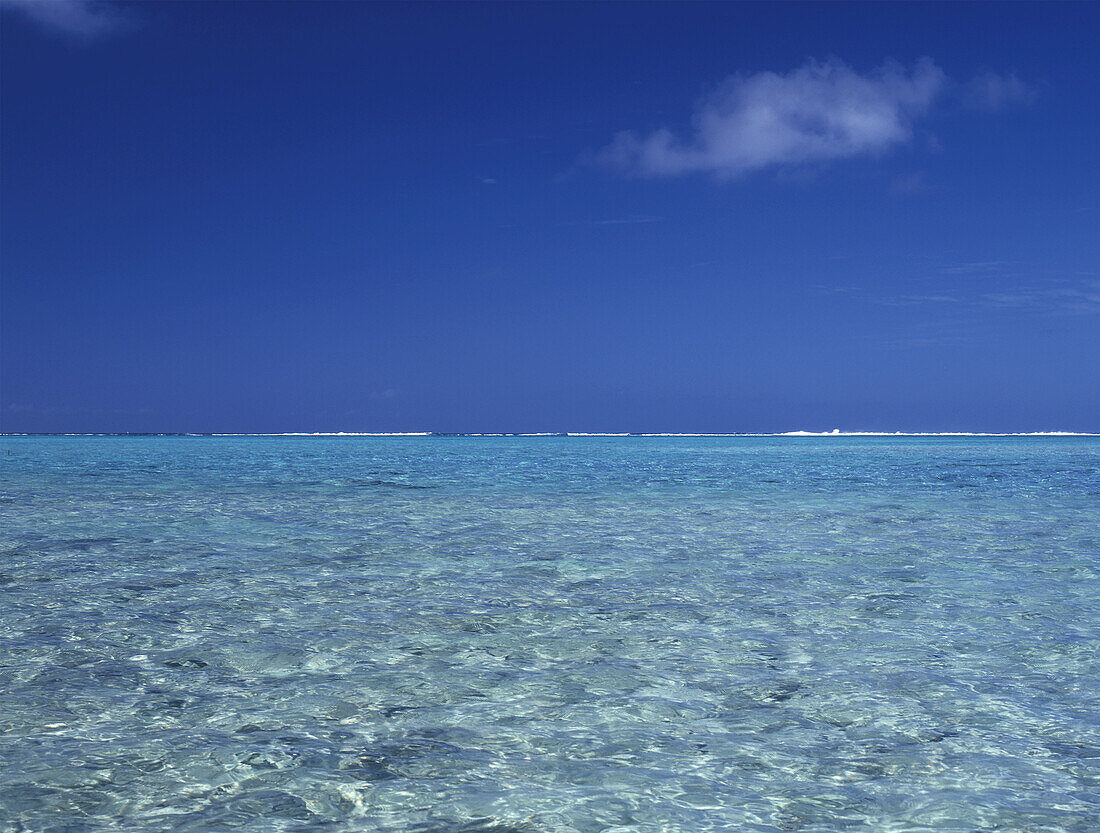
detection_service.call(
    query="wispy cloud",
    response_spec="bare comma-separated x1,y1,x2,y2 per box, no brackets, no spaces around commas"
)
588,216,663,226
599,58,947,179
981,281,1100,314
554,216,664,228
882,281,1100,315
811,284,859,295
963,70,1037,110
597,58,1034,181
891,172,934,195
821,272,1099,316
884,294,962,306
940,260,1013,275
0,0,126,38
885,334,969,350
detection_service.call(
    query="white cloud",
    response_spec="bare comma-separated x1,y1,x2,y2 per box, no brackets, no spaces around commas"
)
600,58,948,179
0,0,125,38
963,70,1036,110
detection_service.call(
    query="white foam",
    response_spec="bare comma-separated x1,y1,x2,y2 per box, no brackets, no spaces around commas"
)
213,432,433,437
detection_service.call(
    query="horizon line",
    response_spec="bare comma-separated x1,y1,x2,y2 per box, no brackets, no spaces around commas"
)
2,431,1098,438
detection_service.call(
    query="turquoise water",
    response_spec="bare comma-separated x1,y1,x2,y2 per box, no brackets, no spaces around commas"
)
2,436,1098,833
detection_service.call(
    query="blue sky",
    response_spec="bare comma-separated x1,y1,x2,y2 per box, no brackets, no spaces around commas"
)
2,1,1097,433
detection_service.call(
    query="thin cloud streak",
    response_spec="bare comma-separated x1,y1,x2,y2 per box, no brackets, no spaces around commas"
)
940,261,1013,275
982,282,1100,314
588,216,663,226
0,0,126,38
857,279,1100,315
890,295,962,305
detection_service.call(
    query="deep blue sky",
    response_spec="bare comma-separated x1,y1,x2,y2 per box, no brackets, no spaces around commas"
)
2,1,1097,433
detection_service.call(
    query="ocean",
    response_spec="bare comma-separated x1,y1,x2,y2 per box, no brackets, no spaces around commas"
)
2,435,1098,832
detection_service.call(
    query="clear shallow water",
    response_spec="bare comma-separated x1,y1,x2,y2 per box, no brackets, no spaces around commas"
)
1,436,1098,833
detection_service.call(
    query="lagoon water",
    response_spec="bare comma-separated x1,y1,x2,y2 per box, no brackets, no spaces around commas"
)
2,436,1099,832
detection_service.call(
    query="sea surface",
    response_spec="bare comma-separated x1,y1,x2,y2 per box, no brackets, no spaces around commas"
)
1,436,1099,833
